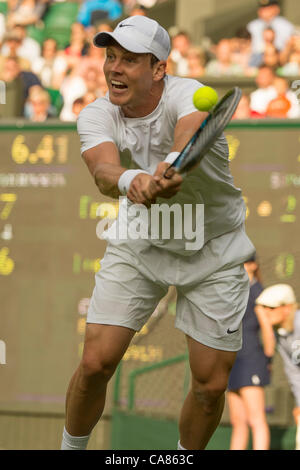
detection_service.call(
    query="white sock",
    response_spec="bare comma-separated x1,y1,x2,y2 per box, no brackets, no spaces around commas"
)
61,426,91,450
177,440,187,450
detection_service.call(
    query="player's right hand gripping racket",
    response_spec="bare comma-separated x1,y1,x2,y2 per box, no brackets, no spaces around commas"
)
164,87,242,179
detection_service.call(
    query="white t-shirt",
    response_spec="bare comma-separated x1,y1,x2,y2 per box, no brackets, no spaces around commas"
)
77,75,246,255
250,86,277,114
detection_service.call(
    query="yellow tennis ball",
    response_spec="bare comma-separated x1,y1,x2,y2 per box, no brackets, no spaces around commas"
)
193,86,218,111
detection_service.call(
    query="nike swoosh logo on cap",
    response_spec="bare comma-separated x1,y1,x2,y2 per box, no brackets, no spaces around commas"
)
119,24,134,28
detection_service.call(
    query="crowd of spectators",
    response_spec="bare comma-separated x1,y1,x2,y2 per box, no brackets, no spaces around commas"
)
0,0,299,121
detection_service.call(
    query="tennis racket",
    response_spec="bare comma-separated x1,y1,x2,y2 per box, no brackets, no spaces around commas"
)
164,87,242,179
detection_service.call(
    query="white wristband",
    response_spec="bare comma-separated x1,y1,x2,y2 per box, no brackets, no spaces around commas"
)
164,151,180,165
118,169,149,195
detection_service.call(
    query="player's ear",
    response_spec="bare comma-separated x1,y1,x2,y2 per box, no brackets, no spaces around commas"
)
153,61,167,81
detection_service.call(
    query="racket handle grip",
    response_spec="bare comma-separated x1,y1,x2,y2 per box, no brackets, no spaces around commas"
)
164,165,177,179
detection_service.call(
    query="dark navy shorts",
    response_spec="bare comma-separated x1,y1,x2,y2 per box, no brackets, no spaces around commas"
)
228,355,270,390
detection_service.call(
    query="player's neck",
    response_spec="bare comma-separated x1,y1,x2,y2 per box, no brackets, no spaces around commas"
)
122,80,165,118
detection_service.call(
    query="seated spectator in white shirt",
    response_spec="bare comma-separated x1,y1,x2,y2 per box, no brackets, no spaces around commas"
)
250,65,276,115
170,31,192,77
251,65,300,117
247,0,294,55
1,24,41,67
0,31,32,71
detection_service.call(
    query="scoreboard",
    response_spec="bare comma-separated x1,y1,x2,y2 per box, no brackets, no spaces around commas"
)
0,123,110,413
0,120,299,416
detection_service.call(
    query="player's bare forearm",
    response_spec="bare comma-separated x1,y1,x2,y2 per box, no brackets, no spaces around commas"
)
94,163,125,199
171,111,208,153
82,142,126,199
254,306,276,358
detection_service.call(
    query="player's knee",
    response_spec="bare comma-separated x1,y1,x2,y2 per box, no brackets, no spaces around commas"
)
80,354,117,383
192,380,227,415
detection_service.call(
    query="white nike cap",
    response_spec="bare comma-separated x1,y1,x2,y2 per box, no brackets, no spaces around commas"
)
256,284,297,308
93,16,171,61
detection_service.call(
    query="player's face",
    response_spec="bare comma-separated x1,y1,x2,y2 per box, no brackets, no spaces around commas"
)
104,44,164,117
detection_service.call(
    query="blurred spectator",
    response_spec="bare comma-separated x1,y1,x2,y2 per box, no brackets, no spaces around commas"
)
77,0,123,27
1,55,41,95
6,0,49,29
64,22,88,58
227,256,273,450
0,31,31,71
250,65,276,115
84,67,104,96
205,39,244,76
129,4,147,16
59,70,88,121
249,26,276,67
262,43,280,71
25,85,53,121
122,0,158,14
170,31,191,77
83,91,99,105
70,91,99,121
0,56,24,117
230,27,253,75
185,46,205,78
255,284,300,450
73,42,106,79
59,64,106,121
251,67,300,117
0,12,6,43
73,22,112,79
166,55,176,75
95,21,114,33
31,38,68,89
1,25,41,67
85,24,97,45
279,51,300,77
266,76,300,118
232,94,264,119
247,0,294,55
72,97,85,119
279,33,300,76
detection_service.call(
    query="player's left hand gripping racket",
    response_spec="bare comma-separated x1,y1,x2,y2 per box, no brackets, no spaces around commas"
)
164,87,242,179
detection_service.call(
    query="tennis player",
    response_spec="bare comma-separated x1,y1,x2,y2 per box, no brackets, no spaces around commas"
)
61,16,255,450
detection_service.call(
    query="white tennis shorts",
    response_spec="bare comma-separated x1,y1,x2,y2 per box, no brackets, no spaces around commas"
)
87,224,255,351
